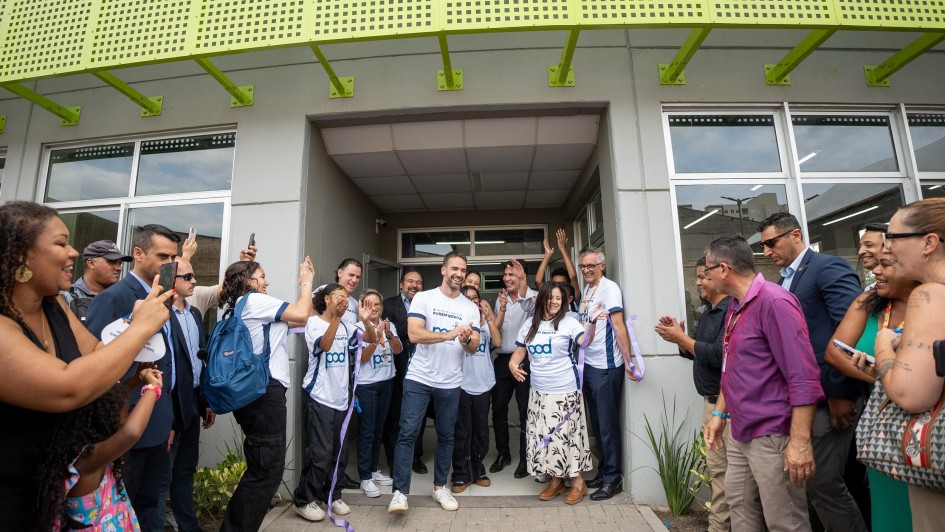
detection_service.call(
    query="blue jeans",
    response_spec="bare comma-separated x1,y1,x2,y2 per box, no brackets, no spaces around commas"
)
392,380,460,493
356,379,393,480
583,365,624,484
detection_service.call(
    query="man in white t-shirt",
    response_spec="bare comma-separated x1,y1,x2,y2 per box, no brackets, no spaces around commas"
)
387,252,480,515
577,246,637,501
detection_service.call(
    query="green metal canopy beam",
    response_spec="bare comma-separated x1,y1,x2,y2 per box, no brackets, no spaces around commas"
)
0,115,5,134
92,71,163,116
659,28,711,85
310,45,354,99
548,29,580,87
764,29,836,86
864,32,945,87
194,58,254,107
437,34,463,91
1,83,81,126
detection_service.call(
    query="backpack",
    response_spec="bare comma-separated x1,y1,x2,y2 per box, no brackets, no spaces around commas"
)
63,286,93,322
201,292,272,414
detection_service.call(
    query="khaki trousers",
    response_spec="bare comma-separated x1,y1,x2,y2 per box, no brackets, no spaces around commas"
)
702,398,731,532
726,434,811,532
909,484,945,532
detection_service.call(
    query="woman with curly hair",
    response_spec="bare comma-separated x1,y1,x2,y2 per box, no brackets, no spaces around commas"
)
217,257,315,532
0,201,172,529
35,370,163,531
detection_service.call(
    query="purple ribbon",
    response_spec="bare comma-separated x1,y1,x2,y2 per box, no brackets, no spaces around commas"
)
613,314,646,381
326,330,362,532
289,326,305,334
539,326,593,449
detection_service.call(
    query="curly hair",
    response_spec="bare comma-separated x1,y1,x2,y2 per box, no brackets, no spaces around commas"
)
33,383,128,530
219,260,261,308
314,283,345,314
0,201,60,322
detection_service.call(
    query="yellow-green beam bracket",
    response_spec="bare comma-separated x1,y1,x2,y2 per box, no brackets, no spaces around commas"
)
437,35,463,91
310,45,354,99
764,29,836,86
0,115,5,134
549,29,580,87
92,71,163,117
1,83,80,126
195,58,254,107
659,28,712,86
865,32,945,87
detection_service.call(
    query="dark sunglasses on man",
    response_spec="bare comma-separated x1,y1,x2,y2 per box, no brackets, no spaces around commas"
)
760,229,795,249
175,273,196,281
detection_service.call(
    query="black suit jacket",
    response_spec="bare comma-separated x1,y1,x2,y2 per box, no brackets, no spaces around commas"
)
86,273,174,449
167,304,207,431
382,293,413,379
778,249,864,401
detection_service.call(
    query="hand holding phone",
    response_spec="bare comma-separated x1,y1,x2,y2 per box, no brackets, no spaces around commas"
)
248,232,256,248
832,338,875,364
158,262,178,310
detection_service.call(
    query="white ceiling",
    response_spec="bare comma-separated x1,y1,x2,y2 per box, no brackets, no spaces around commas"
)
320,115,600,213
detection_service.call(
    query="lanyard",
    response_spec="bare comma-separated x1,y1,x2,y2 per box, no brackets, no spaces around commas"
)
581,282,600,320
881,302,904,330
721,301,751,374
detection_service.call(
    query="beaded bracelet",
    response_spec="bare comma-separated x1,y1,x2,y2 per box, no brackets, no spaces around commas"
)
142,383,162,400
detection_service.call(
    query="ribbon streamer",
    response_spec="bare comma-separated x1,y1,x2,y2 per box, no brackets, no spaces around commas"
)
616,314,646,381
326,330,362,532
539,324,593,449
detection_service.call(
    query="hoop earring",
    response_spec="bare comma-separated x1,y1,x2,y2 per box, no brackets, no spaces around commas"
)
15,265,33,283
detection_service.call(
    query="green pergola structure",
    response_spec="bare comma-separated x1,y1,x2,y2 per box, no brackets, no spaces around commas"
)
0,0,943,129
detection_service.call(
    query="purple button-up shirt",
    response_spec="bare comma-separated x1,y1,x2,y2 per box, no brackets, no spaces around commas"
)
722,273,825,442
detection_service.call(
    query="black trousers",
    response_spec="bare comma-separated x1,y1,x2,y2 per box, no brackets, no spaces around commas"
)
125,443,171,532
294,396,350,505
491,353,530,462
383,371,428,467
220,381,287,532
452,389,491,483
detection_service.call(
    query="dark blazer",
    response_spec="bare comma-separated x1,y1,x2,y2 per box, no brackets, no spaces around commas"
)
779,249,863,401
86,273,174,449
167,304,207,431
382,293,413,378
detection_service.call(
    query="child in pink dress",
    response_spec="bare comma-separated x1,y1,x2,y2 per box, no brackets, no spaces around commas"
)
35,367,163,531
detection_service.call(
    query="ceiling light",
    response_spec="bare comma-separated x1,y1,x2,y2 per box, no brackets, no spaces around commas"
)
435,240,506,245
683,209,719,230
797,152,818,165
750,184,764,191
822,205,879,226
929,185,943,190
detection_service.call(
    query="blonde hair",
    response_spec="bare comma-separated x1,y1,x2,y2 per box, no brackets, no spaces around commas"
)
359,288,383,305
900,198,945,238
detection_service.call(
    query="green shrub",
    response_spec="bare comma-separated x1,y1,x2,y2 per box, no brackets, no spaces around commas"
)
193,450,247,520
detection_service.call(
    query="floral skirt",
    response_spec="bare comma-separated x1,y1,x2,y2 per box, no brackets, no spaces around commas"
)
525,388,592,478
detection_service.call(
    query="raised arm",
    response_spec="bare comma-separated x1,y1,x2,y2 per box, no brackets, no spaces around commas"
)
480,300,502,348
534,239,554,291
278,256,315,323
555,228,581,298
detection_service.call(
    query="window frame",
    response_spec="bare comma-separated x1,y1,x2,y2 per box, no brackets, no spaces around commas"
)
397,224,548,265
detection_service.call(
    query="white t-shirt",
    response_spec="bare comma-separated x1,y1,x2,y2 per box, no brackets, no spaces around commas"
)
354,321,399,385
238,292,291,387
494,288,538,354
516,316,586,394
578,276,625,369
462,321,496,395
406,288,481,389
302,316,356,411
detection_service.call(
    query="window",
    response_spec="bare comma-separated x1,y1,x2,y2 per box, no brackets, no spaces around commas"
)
0,155,5,194
793,115,898,173
60,210,120,281
46,143,135,202
399,226,546,263
909,114,945,173
669,115,781,173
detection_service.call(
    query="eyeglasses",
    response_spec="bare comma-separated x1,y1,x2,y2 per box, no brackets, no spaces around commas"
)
881,231,944,250
175,273,196,281
703,263,723,275
578,263,603,271
760,229,795,249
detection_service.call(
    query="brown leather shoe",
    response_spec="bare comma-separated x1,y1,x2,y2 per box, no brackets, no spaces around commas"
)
538,477,565,501
475,476,491,487
565,477,586,505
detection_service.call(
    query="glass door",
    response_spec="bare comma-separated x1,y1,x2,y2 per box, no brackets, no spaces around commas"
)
361,254,402,299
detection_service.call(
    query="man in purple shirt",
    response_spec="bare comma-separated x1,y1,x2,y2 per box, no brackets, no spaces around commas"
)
703,235,825,532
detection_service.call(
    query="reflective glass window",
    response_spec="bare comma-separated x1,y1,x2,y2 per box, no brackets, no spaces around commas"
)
474,228,544,257
669,115,781,173
922,183,945,199
909,114,945,172
45,144,134,202
0,156,5,193
401,231,471,259
60,210,121,281
136,133,236,196
793,115,898,172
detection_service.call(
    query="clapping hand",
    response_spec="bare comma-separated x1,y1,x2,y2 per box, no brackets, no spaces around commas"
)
555,228,568,252
543,239,554,257
479,300,496,321
298,256,315,287
498,289,509,310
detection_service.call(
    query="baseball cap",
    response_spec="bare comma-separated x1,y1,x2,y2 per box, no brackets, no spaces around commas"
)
83,240,132,262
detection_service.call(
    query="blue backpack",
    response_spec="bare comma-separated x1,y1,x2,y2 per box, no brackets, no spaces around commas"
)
201,292,272,414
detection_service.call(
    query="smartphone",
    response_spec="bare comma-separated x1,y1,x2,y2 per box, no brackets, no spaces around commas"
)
158,262,178,309
933,340,945,377
832,338,875,364
248,232,255,248
188,227,196,241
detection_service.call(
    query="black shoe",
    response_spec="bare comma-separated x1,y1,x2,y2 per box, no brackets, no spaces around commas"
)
590,482,622,501
513,461,528,479
586,475,603,489
411,458,428,474
343,473,359,489
489,454,511,473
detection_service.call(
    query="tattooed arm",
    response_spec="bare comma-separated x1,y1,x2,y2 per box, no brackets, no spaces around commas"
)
874,284,945,413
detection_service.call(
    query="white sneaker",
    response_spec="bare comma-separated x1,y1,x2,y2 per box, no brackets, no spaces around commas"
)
331,499,351,516
387,490,408,514
293,501,326,522
432,487,459,511
372,469,394,486
360,479,381,498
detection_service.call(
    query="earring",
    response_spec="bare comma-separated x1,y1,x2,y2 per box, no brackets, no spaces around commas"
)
14,265,33,283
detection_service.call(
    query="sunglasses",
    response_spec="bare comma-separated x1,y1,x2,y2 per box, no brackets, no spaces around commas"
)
760,229,796,249
175,273,196,281
881,231,944,250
